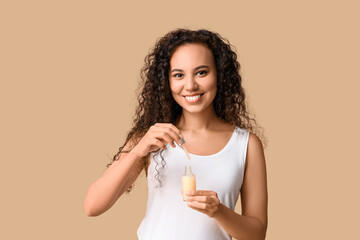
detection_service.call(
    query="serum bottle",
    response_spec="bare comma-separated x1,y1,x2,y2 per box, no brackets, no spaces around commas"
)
182,166,196,201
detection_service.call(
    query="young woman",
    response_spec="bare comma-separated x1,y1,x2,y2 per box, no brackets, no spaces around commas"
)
83,29,268,240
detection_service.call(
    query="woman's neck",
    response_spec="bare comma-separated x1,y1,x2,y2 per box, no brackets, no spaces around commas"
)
177,105,221,132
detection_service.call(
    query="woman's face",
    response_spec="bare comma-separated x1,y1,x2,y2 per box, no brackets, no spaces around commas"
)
169,43,217,114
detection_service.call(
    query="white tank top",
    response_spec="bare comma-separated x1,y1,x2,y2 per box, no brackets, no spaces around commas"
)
137,127,249,240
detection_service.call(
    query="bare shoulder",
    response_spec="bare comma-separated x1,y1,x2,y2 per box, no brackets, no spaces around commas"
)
247,133,265,159
244,133,266,178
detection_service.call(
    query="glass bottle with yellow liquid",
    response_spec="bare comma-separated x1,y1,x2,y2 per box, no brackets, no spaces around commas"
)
182,166,196,201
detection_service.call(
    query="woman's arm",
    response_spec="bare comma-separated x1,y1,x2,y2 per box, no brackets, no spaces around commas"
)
216,133,268,239
83,123,184,217
185,133,268,239
83,140,145,217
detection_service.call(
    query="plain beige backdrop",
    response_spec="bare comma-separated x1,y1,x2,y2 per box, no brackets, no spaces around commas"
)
1,0,359,239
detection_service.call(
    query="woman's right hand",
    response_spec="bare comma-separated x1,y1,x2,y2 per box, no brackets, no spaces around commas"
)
132,123,184,158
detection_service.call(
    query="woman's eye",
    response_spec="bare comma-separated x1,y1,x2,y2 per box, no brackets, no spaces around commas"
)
173,73,183,78
196,70,207,76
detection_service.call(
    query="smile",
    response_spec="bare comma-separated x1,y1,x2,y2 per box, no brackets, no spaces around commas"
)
183,93,205,103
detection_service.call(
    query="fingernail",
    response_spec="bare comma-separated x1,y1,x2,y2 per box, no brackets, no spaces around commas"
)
179,138,185,146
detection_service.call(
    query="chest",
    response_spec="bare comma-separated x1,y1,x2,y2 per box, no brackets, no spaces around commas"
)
181,131,234,156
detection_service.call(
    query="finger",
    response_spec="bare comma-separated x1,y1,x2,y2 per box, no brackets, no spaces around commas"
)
187,201,208,210
188,203,219,218
150,138,167,151
160,126,183,144
152,130,176,148
149,123,179,147
189,200,219,209
186,195,213,203
147,125,175,148
155,123,182,137
186,190,217,196
154,123,183,144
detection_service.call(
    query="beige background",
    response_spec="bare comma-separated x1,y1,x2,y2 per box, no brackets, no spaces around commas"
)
1,0,359,239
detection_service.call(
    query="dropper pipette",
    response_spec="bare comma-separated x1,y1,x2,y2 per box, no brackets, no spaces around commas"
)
179,138,191,160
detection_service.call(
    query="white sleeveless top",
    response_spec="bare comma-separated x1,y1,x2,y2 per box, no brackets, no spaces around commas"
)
137,127,249,240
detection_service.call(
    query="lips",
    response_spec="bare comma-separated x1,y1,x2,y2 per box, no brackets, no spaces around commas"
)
183,93,205,103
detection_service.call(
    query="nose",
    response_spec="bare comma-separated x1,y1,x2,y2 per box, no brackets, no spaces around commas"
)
184,75,199,91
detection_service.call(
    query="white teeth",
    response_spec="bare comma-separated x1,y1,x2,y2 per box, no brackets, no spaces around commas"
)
185,95,201,102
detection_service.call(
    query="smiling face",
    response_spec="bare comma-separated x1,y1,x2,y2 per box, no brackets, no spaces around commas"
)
169,43,217,114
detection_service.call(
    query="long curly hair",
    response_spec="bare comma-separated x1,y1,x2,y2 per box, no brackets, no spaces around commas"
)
107,28,266,193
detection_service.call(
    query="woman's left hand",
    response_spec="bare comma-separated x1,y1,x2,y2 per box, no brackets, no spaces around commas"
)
185,190,222,218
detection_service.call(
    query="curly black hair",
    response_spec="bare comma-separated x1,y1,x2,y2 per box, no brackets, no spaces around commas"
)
107,28,266,193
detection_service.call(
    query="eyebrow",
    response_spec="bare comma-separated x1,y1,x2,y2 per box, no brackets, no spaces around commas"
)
170,65,210,73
